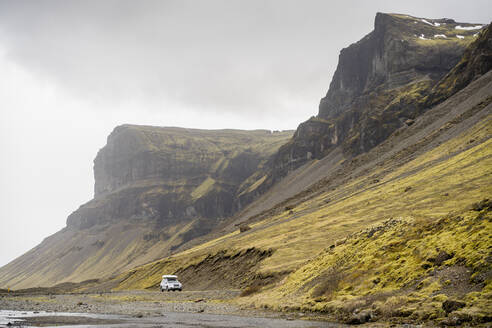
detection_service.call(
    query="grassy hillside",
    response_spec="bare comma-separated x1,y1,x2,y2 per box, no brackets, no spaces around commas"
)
240,204,491,325
105,69,492,325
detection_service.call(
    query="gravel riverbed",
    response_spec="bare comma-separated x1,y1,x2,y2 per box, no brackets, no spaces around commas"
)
0,290,345,327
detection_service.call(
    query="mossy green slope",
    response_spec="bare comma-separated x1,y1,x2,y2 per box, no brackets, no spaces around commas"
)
108,67,491,328
243,205,491,325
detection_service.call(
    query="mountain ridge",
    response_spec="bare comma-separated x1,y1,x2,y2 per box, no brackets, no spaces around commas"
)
0,15,490,320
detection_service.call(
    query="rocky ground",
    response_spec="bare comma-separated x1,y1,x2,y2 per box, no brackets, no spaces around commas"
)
0,290,345,327
0,290,259,317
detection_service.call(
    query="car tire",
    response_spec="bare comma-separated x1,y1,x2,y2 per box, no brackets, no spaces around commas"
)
160,287,163,292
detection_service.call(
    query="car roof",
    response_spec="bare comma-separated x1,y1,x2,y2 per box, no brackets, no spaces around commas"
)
162,275,178,279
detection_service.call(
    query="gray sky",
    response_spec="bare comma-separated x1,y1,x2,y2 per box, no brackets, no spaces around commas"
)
0,0,490,268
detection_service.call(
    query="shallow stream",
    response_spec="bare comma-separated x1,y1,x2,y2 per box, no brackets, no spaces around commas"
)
0,309,341,327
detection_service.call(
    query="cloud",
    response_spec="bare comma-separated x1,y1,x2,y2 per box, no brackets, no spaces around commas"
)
0,0,348,121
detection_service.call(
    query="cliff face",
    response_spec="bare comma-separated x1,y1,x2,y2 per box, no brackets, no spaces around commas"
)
269,13,485,180
67,126,292,230
0,127,292,289
319,13,465,119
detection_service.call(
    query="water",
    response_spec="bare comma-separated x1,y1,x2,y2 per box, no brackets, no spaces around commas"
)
0,309,126,327
0,309,342,327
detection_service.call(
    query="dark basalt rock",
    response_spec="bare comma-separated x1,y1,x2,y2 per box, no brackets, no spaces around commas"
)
442,299,466,314
267,13,488,180
67,126,293,230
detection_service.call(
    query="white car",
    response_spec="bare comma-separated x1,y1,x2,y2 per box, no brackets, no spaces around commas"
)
160,275,182,292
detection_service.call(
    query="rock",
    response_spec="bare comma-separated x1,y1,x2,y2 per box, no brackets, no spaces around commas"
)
405,119,415,126
239,225,251,233
69,126,293,230
441,315,462,326
431,251,453,266
442,300,466,314
421,262,432,270
346,309,374,324
471,199,491,211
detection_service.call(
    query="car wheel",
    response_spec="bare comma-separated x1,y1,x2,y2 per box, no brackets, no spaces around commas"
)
160,287,163,292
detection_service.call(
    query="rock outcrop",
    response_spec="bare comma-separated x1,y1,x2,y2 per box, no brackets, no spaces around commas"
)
269,13,486,180
67,126,292,230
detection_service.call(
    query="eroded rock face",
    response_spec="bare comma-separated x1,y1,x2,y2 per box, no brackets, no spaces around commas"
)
319,13,467,119
270,13,485,179
67,126,293,230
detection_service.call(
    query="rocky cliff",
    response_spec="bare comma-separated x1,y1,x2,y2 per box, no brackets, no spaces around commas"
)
0,127,292,288
268,13,486,181
68,126,292,230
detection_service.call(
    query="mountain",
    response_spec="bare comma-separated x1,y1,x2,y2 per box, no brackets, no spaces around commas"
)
1,12,491,325
0,127,292,288
96,15,491,325
212,13,489,227
257,13,482,190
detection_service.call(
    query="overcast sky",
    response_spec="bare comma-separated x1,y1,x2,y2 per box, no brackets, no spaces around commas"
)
0,0,490,268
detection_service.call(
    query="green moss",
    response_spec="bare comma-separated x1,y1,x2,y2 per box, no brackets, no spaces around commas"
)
190,177,215,200
244,175,267,194
253,205,491,321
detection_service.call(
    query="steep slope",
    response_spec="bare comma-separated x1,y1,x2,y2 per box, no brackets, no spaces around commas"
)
0,127,292,289
235,13,485,205
226,13,490,227
104,66,492,289
105,21,492,326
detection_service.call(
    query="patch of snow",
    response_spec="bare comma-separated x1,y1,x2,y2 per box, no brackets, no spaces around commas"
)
455,25,484,30
421,19,433,26
473,32,479,37
434,34,447,38
421,19,440,27
419,34,429,40
456,35,465,39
